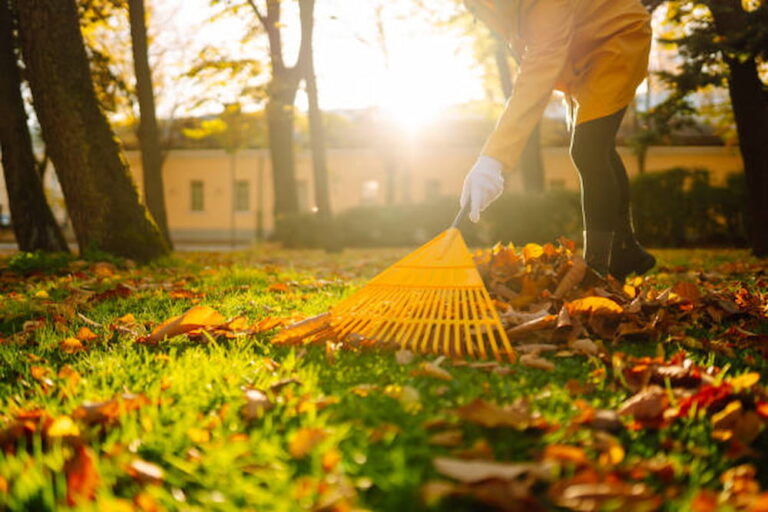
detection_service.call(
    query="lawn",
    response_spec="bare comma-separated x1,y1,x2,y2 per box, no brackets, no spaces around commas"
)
0,245,767,511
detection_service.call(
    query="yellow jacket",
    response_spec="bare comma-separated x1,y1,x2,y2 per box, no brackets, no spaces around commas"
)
466,0,652,170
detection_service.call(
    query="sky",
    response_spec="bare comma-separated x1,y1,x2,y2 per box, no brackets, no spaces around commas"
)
151,0,487,127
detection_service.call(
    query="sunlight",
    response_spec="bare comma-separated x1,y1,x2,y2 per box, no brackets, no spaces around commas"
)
377,75,448,136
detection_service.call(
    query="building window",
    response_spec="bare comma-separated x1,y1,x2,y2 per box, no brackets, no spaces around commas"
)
361,180,379,203
234,180,250,211
190,180,204,211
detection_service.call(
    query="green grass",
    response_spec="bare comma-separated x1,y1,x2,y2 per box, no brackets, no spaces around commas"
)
0,247,766,511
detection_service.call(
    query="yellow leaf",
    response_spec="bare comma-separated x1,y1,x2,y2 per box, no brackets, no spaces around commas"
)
522,243,543,261
34,290,50,299
48,415,80,437
115,313,136,325
60,337,86,353
730,372,760,391
567,297,623,315
186,428,211,444
288,427,326,458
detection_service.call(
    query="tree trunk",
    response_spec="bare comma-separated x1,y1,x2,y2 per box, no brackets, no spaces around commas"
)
496,40,545,192
299,0,331,220
710,0,768,257
0,0,68,252
724,57,768,256
128,0,172,247
15,0,168,262
266,86,300,219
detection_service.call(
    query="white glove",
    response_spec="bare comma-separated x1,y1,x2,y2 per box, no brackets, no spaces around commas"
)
460,156,504,223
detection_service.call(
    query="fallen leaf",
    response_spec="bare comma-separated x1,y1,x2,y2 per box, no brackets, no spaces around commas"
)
242,389,273,420
520,353,555,371
395,349,414,365
76,327,99,342
454,398,530,429
289,427,326,458
543,444,589,466
433,457,551,484
411,361,453,381
268,282,290,293
618,386,666,421
60,337,86,353
146,305,225,343
65,445,99,506
567,297,623,315
48,415,80,437
571,338,598,356
127,459,164,484
428,430,464,447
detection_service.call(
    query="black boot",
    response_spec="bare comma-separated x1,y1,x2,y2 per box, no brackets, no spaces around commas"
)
583,230,614,277
609,211,656,281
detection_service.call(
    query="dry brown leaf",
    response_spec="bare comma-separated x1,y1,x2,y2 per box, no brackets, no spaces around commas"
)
506,315,557,338
395,349,415,365
146,305,225,343
618,386,666,421
520,353,555,371
454,398,530,429
411,361,453,381
242,389,273,420
553,255,587,299
571,338,598,356
433,457,551,484
428,430,464,447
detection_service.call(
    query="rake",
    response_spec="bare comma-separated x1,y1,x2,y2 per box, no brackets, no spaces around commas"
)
329,208,515,362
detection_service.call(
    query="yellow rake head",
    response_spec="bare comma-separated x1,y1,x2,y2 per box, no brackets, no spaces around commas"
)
330,227,515,362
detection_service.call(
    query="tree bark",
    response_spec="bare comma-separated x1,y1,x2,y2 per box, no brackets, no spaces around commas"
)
247,0,306,228
16,0,168,262
299,0,331,221
710,0,768,256
128,0,172,247
0,0,68,252
496,40,545,192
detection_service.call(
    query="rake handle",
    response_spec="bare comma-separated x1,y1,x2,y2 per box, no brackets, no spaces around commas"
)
451,205,469,229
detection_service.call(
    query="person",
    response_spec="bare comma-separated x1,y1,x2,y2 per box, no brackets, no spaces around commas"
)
460,0,656,281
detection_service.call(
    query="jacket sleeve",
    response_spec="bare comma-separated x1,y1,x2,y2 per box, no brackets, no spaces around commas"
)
480,0,575,170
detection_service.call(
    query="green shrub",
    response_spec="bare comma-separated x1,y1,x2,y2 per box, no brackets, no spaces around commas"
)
7,251,74,275
630,167,747,247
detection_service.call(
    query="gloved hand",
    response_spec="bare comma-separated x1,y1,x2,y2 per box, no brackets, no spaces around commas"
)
460,155,504,223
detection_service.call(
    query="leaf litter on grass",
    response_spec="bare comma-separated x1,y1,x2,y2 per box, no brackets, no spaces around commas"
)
2,247,768,511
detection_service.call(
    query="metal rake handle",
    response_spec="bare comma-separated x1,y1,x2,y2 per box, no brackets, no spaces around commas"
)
451,205,469,229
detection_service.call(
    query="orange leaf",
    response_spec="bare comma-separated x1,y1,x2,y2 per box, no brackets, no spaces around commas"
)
567,297,623,315
115,313,136,325
60,337,86,353
76,327,99,342
543,444,588,466
65,445,99,506
268,282,290,293
146,305,225,343
289,427,326,458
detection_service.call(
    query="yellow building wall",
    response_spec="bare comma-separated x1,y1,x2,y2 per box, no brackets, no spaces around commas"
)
121,145,744,241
